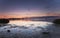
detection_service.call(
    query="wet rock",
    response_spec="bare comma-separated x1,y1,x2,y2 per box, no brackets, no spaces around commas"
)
7,30,10,32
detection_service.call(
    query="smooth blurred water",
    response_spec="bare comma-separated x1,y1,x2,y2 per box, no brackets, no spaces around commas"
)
8,20,54,33
0,20,60,38
9,20,53,28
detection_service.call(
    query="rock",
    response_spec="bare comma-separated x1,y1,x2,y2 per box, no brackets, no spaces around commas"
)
53,19,60,24
0,19,9,24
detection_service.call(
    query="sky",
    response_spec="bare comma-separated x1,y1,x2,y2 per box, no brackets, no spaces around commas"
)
0,0,60,18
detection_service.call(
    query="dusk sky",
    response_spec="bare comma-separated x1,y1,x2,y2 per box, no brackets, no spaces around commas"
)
0,0,60,18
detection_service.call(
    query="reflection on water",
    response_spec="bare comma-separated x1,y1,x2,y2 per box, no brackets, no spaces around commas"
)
9,20,53,27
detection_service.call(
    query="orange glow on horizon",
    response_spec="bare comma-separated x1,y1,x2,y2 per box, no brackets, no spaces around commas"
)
0,13,60,18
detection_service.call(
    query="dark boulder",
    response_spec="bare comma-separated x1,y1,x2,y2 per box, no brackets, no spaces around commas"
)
7,30,10,32
0,19,9,24
53,19,60,24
